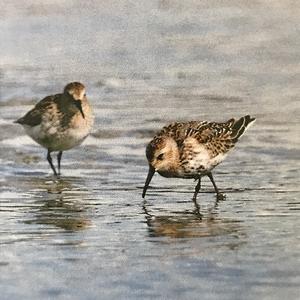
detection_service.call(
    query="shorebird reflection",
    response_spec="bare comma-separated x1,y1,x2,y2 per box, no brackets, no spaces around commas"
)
142,200,242,240
24,178,91,232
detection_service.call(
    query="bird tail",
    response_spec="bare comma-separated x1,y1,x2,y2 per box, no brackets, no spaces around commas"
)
231,115,255,142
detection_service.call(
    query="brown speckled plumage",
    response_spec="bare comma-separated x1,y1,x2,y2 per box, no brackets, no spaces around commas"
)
143,115,255,201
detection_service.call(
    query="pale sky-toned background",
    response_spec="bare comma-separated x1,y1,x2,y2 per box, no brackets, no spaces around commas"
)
0,1,299,299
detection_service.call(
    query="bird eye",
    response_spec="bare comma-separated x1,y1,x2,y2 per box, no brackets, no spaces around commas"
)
84,93,86,97
157,153,164,160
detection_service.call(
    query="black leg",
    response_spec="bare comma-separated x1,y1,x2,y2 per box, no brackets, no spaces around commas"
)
47,150,58,176
192,177,201,201
207,172,225,200
207,172,219,194
57,151,63,175
192,178,202,216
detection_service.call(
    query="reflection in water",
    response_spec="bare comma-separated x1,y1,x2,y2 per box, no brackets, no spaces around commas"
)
142,201,244,241
25,197,91,232
23,177,91,232
191,193,223,217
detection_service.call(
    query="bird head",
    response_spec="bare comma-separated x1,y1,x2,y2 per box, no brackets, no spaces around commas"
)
142,136,179,198
64,82,86,118
64,82,86,101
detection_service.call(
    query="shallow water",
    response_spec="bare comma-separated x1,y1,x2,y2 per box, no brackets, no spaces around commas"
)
0,1,300,299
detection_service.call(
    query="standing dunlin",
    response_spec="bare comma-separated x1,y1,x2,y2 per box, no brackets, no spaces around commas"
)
142,115,255,201
15,82,94,176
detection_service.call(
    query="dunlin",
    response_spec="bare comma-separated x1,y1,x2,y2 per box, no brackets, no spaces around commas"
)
142,115,255,201
15,82,94,176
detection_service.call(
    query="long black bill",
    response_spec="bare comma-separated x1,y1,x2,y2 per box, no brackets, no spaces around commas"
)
142,165,155,198
74,100,85,119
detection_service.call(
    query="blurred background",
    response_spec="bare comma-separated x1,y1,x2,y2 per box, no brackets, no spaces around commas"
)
0,1,299,299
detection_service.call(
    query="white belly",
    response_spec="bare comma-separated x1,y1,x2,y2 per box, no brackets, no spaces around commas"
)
23,122,92,151
181,143,227,177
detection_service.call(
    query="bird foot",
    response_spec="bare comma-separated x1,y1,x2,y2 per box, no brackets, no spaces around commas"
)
216,193,226,201
52,172,60,179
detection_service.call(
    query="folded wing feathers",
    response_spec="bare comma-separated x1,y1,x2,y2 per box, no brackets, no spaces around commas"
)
231,115,256,143
14,95,58,127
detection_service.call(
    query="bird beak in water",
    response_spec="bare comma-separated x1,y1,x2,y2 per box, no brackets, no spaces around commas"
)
142,165,155,198
75,100,85,119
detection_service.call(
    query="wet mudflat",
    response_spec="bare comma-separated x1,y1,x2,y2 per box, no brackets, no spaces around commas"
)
0,1,300,299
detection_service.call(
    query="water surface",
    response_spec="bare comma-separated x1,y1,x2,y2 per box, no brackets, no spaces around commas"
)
0,1,299,299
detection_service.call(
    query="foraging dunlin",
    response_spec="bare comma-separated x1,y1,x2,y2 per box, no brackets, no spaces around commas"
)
142,115,255,201
15,82,94,176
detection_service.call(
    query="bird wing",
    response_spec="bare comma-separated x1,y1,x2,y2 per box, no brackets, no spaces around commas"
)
159,119,233,149
179,115,255,158
159,119,239,158
15,94,60,127
185,120,236,157
158,121,208,141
